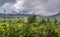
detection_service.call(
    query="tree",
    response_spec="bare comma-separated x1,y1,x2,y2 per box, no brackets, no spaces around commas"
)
54,19,57,25
28,15,36,24
41,19,46,24
47,18,50,23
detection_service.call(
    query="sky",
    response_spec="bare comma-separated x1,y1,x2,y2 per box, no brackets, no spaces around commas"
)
0,0,60,16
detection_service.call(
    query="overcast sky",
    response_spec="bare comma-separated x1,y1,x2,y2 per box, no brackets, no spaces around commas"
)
0,0,60,16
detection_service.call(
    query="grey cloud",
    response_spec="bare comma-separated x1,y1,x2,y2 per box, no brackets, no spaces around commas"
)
22,0,60,16
0,0,16,6
0,0,60,16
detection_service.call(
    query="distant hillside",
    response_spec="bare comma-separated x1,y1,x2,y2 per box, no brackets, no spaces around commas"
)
0,14,31,17
0,13,60,19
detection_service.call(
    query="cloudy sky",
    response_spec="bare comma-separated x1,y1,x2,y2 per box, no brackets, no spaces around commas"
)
0,0,60,16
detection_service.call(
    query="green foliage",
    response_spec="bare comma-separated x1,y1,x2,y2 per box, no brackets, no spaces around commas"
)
0,16,60,37
46,28,59,37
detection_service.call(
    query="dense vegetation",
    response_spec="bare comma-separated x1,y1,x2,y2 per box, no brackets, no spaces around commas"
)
0,15,60,37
